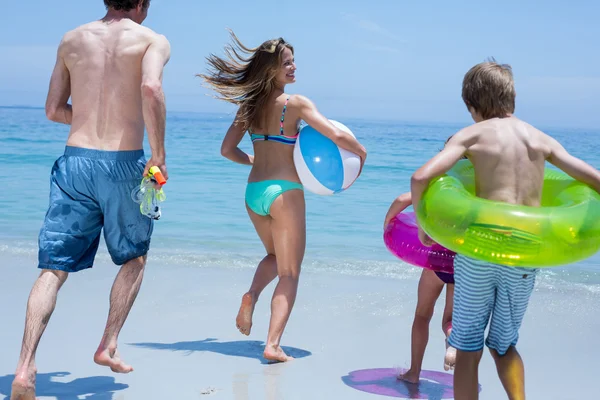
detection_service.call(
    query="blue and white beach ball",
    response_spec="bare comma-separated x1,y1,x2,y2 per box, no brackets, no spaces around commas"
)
293,120,361,196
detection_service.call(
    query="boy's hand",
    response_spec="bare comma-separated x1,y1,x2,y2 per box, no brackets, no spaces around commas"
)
418,226,435,247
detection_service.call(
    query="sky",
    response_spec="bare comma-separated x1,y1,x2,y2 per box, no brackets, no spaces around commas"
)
1,0,599,129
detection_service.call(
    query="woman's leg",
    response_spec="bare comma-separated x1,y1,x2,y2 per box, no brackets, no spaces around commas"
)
262,189,306,362
236,206,278,336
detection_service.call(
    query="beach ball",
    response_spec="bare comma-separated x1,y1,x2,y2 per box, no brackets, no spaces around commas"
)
293,120,361,195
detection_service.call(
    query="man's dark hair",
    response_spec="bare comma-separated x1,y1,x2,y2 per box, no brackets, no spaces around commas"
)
104,0,150,11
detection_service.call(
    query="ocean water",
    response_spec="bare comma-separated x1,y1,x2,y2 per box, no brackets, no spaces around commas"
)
2,106,600,289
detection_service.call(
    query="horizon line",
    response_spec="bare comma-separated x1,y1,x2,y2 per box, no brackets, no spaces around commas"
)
0,105,597,133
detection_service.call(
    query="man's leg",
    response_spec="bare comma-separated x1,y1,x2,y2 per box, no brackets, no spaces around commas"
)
94,150,155,372
94,255,146,373
11,270,68,400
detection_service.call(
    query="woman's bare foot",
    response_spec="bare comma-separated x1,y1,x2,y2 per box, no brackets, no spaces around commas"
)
10,367,37,400
397,368,421,384
263,344,294,363
236,292,256,336
444,339,457,371
94,347,133,373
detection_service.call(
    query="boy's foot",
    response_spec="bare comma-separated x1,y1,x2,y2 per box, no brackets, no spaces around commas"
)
444,339,457,371
397,368,420,384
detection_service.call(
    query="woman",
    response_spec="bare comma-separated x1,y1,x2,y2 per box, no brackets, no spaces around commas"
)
199,31,367,362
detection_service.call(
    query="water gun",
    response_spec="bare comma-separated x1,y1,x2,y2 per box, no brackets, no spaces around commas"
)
131,166,167,220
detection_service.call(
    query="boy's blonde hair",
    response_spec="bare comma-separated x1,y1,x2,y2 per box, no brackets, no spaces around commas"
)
462,58,515,120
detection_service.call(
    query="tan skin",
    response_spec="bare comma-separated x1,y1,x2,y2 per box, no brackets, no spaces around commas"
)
11,3,170,399
411,110,600,399
384,193,456,384
222,47,366,362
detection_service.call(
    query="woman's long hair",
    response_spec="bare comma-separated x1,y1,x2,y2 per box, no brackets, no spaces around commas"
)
198,29,294,130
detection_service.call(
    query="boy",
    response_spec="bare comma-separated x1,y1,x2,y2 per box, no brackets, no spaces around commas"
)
410,59,600,399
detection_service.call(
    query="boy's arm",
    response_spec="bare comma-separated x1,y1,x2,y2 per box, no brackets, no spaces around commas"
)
411,133,469,244
547,137,600,193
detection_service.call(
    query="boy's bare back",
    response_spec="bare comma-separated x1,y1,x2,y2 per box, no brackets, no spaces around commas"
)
412,59,600,238
49,18,169,151
451,116,550,207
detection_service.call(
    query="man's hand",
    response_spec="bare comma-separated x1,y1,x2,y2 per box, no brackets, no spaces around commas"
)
143,157,168,183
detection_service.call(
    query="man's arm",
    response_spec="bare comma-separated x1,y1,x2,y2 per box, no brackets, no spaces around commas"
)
141,34,171,179
546,136,600,193
45,37,72,125
411,132,470,244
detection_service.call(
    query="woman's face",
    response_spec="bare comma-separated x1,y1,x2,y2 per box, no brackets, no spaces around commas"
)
276,47,296,86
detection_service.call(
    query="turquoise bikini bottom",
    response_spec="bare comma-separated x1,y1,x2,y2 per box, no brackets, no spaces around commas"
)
245,180,304,216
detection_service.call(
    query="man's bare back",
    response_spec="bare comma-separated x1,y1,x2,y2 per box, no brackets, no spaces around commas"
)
47,18,168,151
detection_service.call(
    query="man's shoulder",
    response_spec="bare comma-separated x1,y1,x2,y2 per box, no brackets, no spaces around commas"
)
134,24,169,43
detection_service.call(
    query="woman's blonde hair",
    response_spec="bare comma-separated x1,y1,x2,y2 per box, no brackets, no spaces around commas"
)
198,29,294,130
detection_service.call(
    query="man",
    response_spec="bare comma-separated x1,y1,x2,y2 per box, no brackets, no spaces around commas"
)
11,1,170,398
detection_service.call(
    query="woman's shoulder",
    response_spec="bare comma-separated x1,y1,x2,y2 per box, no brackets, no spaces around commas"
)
285,93,315,110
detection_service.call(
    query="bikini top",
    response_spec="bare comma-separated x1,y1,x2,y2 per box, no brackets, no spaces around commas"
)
249,95,300,146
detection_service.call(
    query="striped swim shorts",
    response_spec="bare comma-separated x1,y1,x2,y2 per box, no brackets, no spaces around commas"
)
448,254,538,355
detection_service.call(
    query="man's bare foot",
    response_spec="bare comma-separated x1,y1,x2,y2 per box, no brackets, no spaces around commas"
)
236,292,256,336
444,339,457,371
10,368,36,400
397,368,420,384
263,344,294,363
94,348,133,373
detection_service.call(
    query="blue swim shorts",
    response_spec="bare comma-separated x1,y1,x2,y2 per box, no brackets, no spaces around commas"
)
38,146,154,272
448,254,538,356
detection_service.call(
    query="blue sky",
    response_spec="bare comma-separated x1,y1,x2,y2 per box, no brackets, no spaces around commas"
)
1,0,599,128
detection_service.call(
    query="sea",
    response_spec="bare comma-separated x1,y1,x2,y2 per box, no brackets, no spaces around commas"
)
2,106,600,291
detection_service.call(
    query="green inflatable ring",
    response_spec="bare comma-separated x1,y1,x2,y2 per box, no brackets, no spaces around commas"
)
416,159,600,268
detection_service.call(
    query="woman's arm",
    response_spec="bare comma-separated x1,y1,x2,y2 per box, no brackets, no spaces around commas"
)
295,95,367,167
221,109,254,165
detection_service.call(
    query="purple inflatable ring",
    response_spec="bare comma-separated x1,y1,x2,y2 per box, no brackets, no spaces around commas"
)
342,368,482,398
384,212,455,274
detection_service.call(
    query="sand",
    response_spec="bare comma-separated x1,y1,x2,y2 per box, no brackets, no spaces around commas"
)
1,248,599,399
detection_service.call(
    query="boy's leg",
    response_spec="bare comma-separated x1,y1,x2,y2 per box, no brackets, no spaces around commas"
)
486,264,537,400
490,346,525,400
448,255,496,399
455,349,483,400
398,269,444,383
